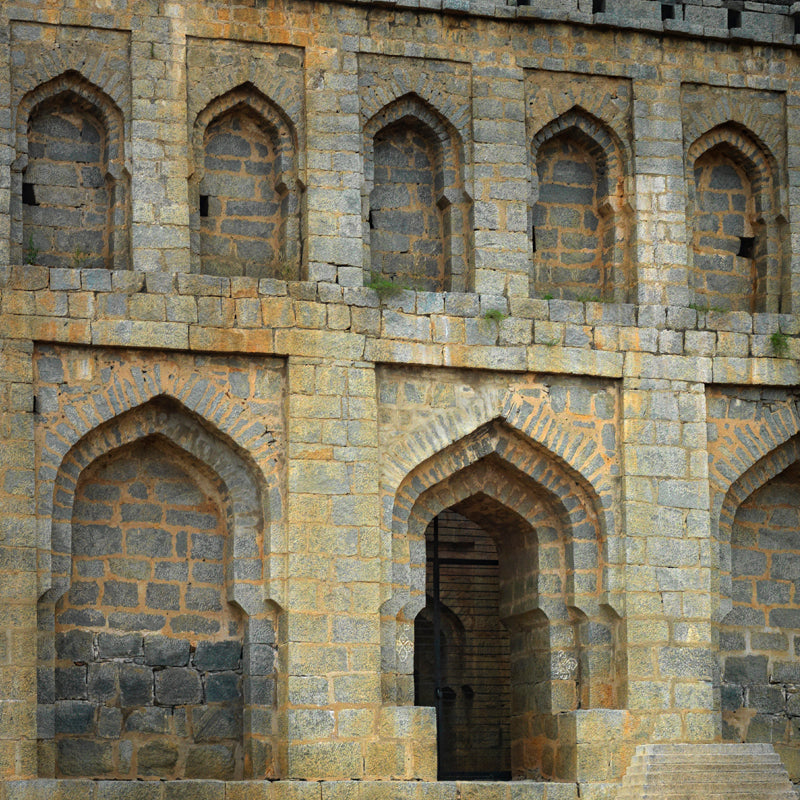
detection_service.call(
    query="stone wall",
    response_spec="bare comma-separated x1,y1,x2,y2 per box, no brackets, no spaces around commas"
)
1,0,800,796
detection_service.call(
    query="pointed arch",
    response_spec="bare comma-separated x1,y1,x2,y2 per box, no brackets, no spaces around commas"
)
385,420,607,624
42,396,269,617
383,420,623,779
687,123,785,312
190,83,302,279
36,396,280,779
530,106,632,302
714,433,800,622
363,92,471,292
13,70,130,269
379,388,619,549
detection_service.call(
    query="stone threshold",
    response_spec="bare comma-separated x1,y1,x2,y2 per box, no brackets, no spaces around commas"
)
0,779,622,800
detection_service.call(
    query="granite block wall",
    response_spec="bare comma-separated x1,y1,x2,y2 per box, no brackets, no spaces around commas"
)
0,0,800,796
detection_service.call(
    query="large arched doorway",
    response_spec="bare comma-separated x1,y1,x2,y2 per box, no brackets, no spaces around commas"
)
414,507,513,779
388,421,623,781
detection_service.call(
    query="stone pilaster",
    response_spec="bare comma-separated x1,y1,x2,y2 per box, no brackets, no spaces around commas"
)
472,64,531,298
621,351,716,744
130,0,190,272
631,77,690,306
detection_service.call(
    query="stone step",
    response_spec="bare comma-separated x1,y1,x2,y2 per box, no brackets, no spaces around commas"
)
624,766,786,778
617,743,795,800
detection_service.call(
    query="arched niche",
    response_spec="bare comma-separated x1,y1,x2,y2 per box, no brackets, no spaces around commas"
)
190,84,302,280
382,420,625,781
530,107,631,303
13,71,130,270
687,124,785,313
37,397,279,780
363,92,471,293
716,438,800,773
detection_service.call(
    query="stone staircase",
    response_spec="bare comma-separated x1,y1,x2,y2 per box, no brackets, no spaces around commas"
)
616,743,797,800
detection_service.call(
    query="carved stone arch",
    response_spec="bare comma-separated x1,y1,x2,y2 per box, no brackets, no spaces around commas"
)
381,391,617,555
530,106,632,302
191,83,298,184
36,367,280,542
386,420,606,622
531,106,630,205
42,396,270,617
687,123,785,312
190,83,302,278
362,92,471,292
687,123,778,220
13,70,130,269
36,394,281,778
384,420,623,778
363,92,465,194
713,433,800,622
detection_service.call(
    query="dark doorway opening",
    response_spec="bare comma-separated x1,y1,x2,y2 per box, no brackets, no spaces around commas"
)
414,510,512,780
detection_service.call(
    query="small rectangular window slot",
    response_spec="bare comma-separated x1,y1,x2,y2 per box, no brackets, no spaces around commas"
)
368,210,375,230
794,12,800,35
22,182,38,206
727,8,741,28
531,226,537,253
661,3,675,20
592,0,605,13
738,236,755,258
199,195,209,218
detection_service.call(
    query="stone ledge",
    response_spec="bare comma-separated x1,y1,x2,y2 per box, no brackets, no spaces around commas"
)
2,780,584,800
3,267,799,373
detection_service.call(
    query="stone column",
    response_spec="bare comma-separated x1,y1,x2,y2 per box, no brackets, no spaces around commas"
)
129,0,190,272
0,339,37,778
280,343,382,779
621,351,717,744
472,64,531,298
786,69,800,312
0,4,11,278
304,47,363,287
631,76,690,306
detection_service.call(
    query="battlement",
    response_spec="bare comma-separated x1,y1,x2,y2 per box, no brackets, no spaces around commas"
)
334,0,799,47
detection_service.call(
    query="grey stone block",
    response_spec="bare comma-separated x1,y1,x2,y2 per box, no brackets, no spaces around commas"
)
138,740,179,775
144,635,191,667
55,630,93,663
96,632,143,659
184,745,236,780
205,671,241,702
194,640,241,672
57,739,114,776
54,700,95,734
124,707,171,734
97,706,122,738
119,664,153,706
191,705,241,740
55,666,87,700
155,667,203,705
724,655,769,685
88,663,118,703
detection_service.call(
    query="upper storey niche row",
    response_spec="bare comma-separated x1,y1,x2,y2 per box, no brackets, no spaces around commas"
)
7,41,793,313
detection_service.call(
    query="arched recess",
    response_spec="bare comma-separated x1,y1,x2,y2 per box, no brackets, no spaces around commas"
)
381,419,625,780
687,124,785,313
363,92,471,293
530,107,632,302
13,71,130,269
715,435,800,772
37,397,279,780
190,84,302,279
